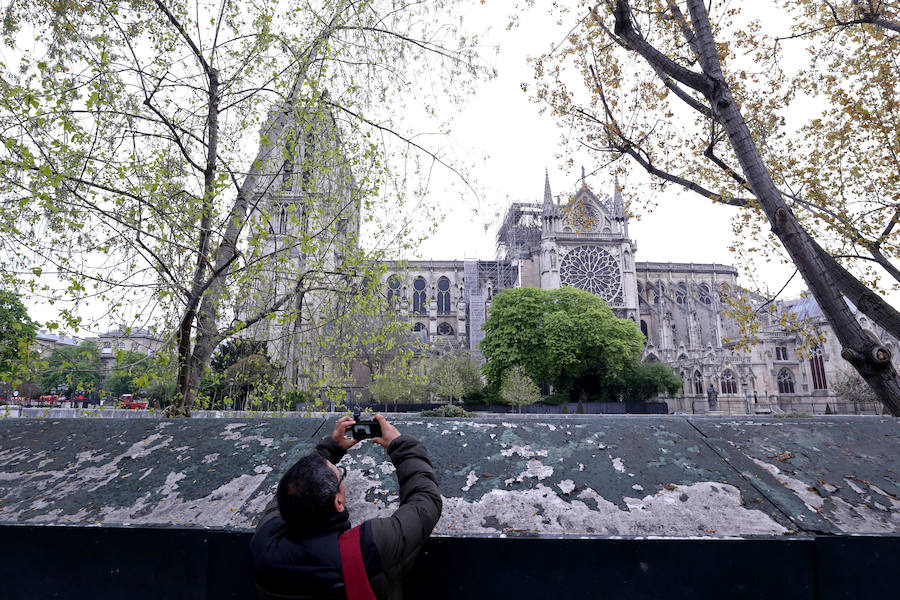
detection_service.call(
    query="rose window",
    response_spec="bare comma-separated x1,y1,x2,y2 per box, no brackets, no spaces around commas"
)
560,245,622,304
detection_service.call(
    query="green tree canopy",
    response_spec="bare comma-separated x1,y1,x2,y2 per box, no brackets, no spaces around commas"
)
42,341,102,394
481,287,644,396
0,290,38,386
619,362,683,403
0,0,489,415
103,350,151,397
500,365,541,412
529,0,900,413
210,340,268,374
426,350,484,403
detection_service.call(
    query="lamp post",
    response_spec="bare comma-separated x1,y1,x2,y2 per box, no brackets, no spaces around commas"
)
228,378,234,410
742,379,750,415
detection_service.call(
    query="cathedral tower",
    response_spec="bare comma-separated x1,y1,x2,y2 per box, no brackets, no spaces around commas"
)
540,169,639,320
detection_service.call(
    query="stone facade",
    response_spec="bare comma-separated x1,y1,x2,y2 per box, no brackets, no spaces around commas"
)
378,172,898,414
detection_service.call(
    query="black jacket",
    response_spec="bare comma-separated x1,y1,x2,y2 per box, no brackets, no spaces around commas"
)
250,434,442,600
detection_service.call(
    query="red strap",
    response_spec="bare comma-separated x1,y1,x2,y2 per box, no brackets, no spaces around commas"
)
339,525,377,600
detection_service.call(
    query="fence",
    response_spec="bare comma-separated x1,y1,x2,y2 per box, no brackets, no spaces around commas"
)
324,401,669,415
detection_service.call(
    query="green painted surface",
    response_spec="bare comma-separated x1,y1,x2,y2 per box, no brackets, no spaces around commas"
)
0,415,897,537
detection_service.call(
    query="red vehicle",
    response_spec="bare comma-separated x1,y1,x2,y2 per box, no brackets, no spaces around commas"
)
38,395,63,406
118,394,148,410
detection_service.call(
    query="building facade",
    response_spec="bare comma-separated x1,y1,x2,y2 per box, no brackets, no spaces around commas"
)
376,172,897,414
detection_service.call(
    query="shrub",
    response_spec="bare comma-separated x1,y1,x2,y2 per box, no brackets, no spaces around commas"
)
420,405,473,418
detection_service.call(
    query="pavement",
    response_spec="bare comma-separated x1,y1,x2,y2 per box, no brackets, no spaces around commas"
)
0,414,897,538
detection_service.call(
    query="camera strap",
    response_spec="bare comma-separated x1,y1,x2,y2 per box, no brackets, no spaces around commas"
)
339,525,377,600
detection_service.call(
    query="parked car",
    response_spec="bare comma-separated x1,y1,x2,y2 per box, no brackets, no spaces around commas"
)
37,395,64,407
118,394,148,409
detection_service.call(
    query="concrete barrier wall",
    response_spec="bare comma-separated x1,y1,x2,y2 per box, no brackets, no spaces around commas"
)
0,415,897,598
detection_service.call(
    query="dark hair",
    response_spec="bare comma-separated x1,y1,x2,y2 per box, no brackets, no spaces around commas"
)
277,453,339,530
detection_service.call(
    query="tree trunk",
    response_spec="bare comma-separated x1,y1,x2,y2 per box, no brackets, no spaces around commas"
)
681,0,900,415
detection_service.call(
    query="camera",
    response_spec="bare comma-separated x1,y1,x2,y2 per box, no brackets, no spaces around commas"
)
351,413,382,440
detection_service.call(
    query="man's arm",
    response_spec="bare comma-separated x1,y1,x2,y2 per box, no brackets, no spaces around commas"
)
366,416,442,581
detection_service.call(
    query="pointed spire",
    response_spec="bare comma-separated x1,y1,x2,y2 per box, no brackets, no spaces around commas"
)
581,165,586,187
613,174,624,219
543,168,553,210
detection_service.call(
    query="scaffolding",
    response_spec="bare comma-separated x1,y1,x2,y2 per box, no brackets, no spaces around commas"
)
496,202,542,261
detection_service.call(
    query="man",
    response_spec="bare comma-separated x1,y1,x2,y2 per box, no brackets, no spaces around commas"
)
250,415,442,600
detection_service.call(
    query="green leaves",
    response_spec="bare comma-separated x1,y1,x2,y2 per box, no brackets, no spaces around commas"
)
481,286,643,394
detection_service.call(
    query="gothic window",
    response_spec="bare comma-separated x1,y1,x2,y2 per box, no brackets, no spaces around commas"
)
721,369,738,394
277,203,288,234
437,322,454,336
640,320,649,344
675,282,687,305
559,245,622,304
282,139,295,185
437,277,451,314
412,277,427,315
652,284,660,305
678,353,688,361
777,369,795,394
302,132,314,190
637,282,643,297
809,344,827,390
698,284,712,305
646,354,659,362
387,275,401,306
718,283,729,302
413,322,426,332
693,371,704,395
775,345,788,361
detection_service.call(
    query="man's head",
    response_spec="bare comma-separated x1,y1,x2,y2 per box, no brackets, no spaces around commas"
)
277,453,346,530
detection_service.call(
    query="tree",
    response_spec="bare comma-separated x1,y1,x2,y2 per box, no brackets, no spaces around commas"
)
42,341,103,394
620,362,683,403
210,339,268,374
225,353,278,410
831,370,879,405
103,350,151,397
426,350,484,404
0,290,38,387
480,287,645,398
500,365,541,412
1,1,487,415
530,0,900,414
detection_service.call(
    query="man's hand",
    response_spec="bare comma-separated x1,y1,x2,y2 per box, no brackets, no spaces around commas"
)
371,414,400,448
332,415,359,450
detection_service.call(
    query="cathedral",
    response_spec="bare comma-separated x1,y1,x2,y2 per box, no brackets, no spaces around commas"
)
248,103,895,414
376,171,897,414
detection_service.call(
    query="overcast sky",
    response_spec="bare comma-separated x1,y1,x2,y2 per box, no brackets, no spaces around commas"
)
413,2,776,287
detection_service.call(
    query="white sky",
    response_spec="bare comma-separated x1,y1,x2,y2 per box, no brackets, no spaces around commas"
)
23,1,898,333
409,1,898,309
413,3,775,280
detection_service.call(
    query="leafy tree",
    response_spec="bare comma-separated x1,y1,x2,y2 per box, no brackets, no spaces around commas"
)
529,0,900,413
0,1,488,414
369,375,415,408
481,287,644,398
225,354,278,410
831,370,879,404
42,341,103,394
144,376,177,409
0,290,38,386
620,362,683,403
210,340,268,374
103,350,151,397
426,350,484,404
500,365,541,413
